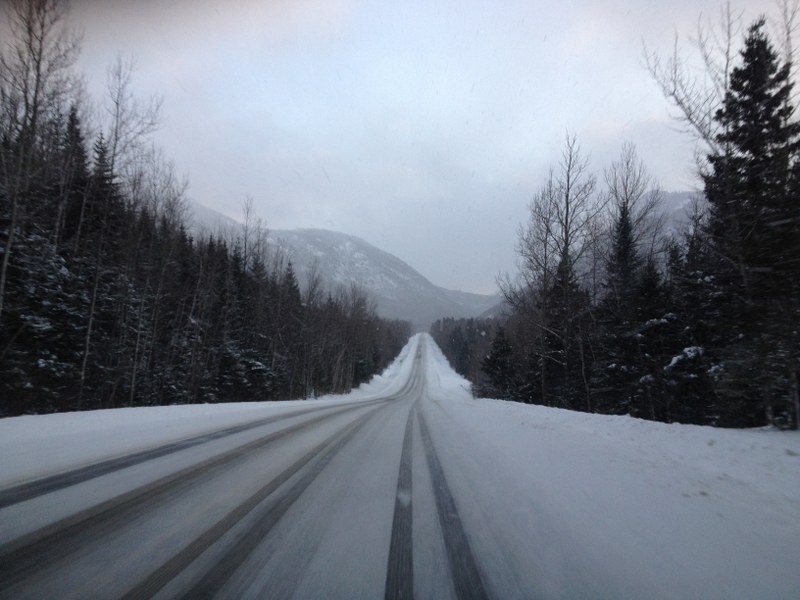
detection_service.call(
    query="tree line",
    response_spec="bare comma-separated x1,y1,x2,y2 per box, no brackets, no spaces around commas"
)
430,317,497,384
434,14,800,429
0,0,411,416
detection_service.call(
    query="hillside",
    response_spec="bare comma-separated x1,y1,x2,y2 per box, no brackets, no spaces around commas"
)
189,203,499,327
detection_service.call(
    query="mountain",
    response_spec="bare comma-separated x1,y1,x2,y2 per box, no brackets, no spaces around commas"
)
270,229,498,328
658,190,700,235
187,202,499,328
189,201,239,233
186,192,698,328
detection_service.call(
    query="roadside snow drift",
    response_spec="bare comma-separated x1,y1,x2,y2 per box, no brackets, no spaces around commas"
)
421,336,800,599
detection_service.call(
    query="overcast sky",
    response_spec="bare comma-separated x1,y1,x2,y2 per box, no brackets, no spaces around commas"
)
67,0,777,294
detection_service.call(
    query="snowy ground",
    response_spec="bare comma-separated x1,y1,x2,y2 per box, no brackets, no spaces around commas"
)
0,337,418,488
1,334,798,599
422,338,800,598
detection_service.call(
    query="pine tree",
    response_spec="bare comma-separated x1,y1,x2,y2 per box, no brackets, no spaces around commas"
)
57,105,90,250
703,18,800,427
590,143,671,418
606,198,643,315
541,255,592,410
705,17,800,296
481,327,516,400
445,326,469,377
592,203,643,416
661,223,721,425
75,134,126,409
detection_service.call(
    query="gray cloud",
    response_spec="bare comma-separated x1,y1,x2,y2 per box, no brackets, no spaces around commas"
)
69,0,777,293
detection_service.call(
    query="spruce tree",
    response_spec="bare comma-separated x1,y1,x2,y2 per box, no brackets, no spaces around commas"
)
606,200,642,315
540,255,592,410
592,201,644,416
445,326,469,376
705,17,800,296
703,17,800,427
59,105,90,249
481,327,516,400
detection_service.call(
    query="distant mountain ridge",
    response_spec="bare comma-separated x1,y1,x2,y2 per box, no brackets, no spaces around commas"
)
189,202,499,327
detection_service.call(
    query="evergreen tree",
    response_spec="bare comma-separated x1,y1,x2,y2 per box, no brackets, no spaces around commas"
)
481,327,517,400
592,202,643,416
445,326,469,376
606,198,642,315
705,17,799,294
59,105,90,249
541,255,592,409
703,17,800,427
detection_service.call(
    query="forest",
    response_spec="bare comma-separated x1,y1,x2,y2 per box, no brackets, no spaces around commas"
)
434,14,800,430
3,2,799,429
0,1,411,416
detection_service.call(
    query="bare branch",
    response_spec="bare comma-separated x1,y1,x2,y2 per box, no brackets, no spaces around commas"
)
0,0,82,323
643,2,744,160
104,53,162,176
604,141,665,253
772,0,800,103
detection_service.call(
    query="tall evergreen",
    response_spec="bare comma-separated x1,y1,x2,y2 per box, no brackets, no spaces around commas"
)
592,197,643,415
703,17,800,427
705,17,800,296
481,327,517,400
60,106,90,249
606,200,642,315
540,255,592,409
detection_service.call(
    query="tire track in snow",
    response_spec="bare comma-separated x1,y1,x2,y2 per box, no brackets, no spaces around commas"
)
385,402,416,600
418,409,489,600
126,404,392,599
0,401,380,594
2,335,436,598
0,400,384,509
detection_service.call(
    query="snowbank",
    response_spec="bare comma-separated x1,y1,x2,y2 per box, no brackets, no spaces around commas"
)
0,335,420,486
421,334,800,599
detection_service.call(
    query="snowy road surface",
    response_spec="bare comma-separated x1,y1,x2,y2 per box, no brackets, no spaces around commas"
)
1,334,799,599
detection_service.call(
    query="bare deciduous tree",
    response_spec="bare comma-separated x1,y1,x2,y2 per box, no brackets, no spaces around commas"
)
501,134,605,407
643,2,743,156
604,141,665,261
104,53,162,177
0,0,81,323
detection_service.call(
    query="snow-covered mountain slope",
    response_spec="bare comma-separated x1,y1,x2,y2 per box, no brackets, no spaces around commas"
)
270,228,498,327
187,202,499,327
659,190,699,236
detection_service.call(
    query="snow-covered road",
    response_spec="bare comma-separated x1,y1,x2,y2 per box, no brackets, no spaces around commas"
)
1,334,799,599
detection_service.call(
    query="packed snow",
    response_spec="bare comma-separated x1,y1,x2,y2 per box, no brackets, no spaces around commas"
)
0,339,417,487
1,333,798,598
